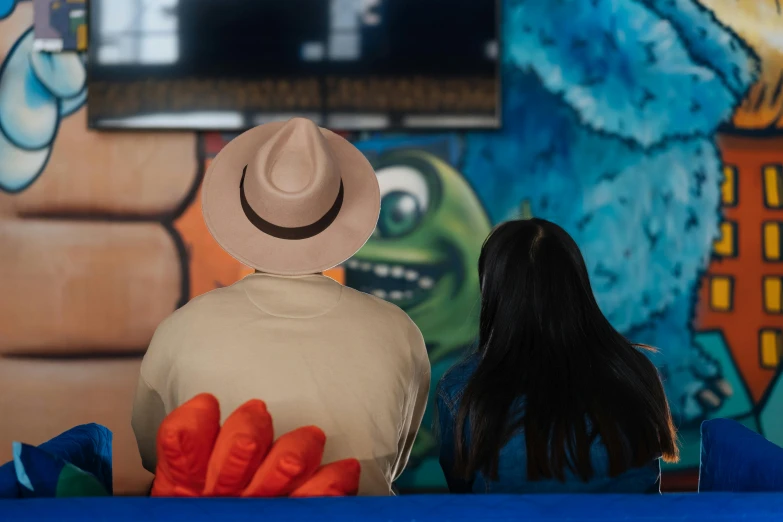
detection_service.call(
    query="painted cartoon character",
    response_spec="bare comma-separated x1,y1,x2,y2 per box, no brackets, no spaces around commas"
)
0,17,86,192
345,0,762,488
462,0,758,431
0,2,196,493
346,148,491,471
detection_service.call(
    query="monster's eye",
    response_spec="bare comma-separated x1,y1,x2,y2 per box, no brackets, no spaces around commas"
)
375,165,429,238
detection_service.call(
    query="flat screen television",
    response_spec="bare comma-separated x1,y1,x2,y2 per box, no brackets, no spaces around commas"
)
87,0,500,131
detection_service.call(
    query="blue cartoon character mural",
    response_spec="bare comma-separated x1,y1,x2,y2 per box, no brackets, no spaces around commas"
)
466,0,757,426
351,0,764,489
0,0,86,193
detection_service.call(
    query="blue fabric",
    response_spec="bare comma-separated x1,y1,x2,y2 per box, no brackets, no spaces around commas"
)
0,461,17,498
699,418,783,492
13,443,63,498
12,442,109,498
0,424,112,499
436,354,660,493
0,494,782,521
36,424,113,494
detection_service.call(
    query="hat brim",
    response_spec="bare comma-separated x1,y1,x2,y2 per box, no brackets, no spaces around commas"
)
202,122,380,276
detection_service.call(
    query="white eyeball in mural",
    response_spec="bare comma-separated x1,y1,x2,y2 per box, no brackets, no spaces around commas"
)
374,165,430,239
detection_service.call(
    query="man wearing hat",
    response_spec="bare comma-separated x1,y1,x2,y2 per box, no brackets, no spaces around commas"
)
131,118,431,496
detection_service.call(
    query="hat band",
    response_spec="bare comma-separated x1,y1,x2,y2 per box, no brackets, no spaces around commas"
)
239,166,344,241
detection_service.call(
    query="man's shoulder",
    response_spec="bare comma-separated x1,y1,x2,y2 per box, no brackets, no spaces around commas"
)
339,286,428,368
143,285,247,378
339,285,416,325
156,284,244,330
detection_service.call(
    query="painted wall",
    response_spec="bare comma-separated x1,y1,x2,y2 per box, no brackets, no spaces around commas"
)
0,0,782,492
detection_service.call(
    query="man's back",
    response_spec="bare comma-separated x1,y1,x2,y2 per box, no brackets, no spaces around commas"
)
132,273,430,496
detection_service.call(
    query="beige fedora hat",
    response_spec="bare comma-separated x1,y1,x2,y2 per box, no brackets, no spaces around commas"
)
202,118,380,275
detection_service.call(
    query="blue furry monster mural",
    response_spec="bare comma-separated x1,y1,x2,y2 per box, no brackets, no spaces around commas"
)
466,0,757,425
350,0,763,489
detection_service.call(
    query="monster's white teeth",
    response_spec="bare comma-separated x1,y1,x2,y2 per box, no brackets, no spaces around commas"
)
419,277,434,289
348,261,419,281
347,260,436,300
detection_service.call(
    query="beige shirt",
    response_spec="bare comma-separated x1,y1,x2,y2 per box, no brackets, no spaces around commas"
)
131,273,430,496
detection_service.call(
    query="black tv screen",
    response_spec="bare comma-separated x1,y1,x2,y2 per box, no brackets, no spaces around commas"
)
87,0,500,131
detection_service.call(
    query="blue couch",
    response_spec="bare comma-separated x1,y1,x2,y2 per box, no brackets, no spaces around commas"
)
0,493,782,521
699,418,783,492
1,419,782,521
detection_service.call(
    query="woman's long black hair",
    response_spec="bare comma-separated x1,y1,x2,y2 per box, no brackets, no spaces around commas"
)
453,219,679,482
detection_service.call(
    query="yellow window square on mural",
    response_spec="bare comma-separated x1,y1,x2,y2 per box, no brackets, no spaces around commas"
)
759,329,782,369
763,222,782,261
764,276,783,313
713,221,736,257
721,165,737,206
764,165,783,208
710,276,733,312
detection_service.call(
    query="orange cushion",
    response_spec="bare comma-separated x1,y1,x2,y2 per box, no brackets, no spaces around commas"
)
151,394,220,497
291,459,361,497
203,399,273,496
241,426,326,497
150,395,360,498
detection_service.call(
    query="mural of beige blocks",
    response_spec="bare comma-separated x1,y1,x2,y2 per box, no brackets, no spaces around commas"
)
11,110,198,217
0,220,182,355
0,0,200,493
0,357,152,495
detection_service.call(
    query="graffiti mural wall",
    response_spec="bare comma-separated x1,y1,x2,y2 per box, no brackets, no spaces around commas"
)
0,0,781,492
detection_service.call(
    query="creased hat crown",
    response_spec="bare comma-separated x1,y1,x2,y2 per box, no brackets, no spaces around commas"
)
243,118,341,228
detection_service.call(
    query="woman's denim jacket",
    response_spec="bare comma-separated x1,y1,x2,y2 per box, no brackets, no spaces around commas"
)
436,354,661,494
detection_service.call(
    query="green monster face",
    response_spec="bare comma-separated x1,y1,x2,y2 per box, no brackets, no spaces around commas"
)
346,150,492,364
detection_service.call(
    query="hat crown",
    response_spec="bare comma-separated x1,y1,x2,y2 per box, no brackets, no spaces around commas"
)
243,118,341,228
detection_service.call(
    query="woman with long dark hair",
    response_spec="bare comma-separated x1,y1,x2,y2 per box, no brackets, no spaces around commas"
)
436,218,679,493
